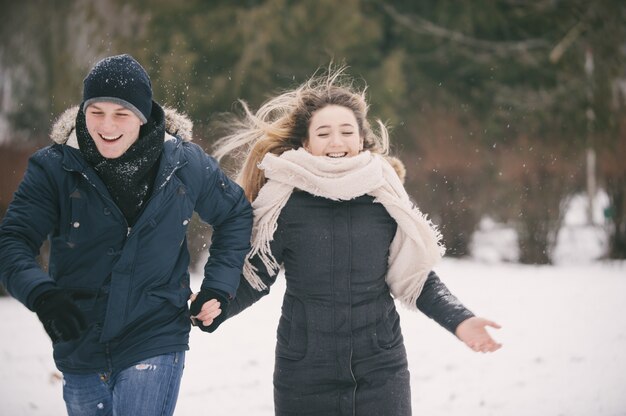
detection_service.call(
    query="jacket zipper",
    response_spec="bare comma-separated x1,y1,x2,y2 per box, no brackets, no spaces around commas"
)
125,161,186,239
346,201,357,416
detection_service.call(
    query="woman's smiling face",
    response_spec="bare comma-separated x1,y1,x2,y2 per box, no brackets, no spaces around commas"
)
85,101,143,159
304,105,363,158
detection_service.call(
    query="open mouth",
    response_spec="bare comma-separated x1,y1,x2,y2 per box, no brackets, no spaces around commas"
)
99,133,123,142
326,152,348,158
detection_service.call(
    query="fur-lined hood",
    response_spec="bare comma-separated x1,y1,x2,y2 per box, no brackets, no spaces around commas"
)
385,155,406,184
50,105,194,145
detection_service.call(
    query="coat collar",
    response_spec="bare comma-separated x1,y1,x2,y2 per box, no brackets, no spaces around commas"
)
50,105,194,146
55,105,190,196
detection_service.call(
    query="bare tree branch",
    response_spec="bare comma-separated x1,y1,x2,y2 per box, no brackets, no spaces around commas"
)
380,3,550,57
549,21,585,63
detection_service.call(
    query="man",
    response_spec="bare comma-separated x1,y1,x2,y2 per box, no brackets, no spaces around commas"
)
0,54,252,415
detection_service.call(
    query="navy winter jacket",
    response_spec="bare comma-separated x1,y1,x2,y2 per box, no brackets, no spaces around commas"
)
0,106,252,373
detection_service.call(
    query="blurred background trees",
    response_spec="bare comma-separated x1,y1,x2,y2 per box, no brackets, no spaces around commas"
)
1,0,624,274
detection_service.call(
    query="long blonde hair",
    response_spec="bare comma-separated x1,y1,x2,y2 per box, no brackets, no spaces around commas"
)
213,67,390,202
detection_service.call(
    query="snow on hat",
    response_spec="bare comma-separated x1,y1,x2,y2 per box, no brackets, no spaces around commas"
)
82,54,152,123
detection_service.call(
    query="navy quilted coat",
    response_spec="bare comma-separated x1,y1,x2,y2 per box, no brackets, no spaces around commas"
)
229,191,474,416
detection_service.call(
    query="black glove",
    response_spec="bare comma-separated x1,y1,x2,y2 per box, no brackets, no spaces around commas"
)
34,288,88,343
189,288,230,333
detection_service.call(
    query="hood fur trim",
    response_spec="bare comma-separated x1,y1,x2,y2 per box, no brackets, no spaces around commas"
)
50,105,194,144
163,106,193,142
385,155,406,184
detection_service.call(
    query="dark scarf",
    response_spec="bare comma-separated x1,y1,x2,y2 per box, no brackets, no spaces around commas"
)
76,102,165,226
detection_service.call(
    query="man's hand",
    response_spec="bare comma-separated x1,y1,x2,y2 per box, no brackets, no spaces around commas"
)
34,288,88,343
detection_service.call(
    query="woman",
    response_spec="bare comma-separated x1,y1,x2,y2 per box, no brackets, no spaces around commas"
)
209,67,500,415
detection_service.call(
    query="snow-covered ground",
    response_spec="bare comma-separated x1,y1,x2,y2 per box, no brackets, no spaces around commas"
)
2,192,624,415
1,258,625,416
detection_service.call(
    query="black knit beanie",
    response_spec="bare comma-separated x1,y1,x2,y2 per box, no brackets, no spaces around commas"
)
83,54,153,123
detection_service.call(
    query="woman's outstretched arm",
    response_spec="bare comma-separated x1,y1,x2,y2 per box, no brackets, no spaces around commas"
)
416,270,501,352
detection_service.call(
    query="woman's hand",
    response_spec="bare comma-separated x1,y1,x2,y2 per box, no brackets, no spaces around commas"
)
455,317,502,353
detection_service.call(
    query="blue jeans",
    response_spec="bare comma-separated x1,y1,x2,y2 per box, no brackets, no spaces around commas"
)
62,352,185,416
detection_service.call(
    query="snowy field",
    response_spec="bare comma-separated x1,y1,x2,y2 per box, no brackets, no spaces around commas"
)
1,258,625,416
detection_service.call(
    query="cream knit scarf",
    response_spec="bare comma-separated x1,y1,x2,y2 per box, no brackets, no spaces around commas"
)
244,148,445,310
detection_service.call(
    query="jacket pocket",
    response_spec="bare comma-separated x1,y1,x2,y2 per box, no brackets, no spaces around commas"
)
64,287,99,323
276,294,307,360
65,188,86,245
53,326,101,369
375,295,403,350
147,284,192,309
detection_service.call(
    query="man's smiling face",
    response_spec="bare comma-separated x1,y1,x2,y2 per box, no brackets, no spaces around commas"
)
85,101,143,159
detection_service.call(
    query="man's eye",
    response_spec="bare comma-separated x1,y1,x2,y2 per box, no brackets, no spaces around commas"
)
318,133,329,138
342,131,354,136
